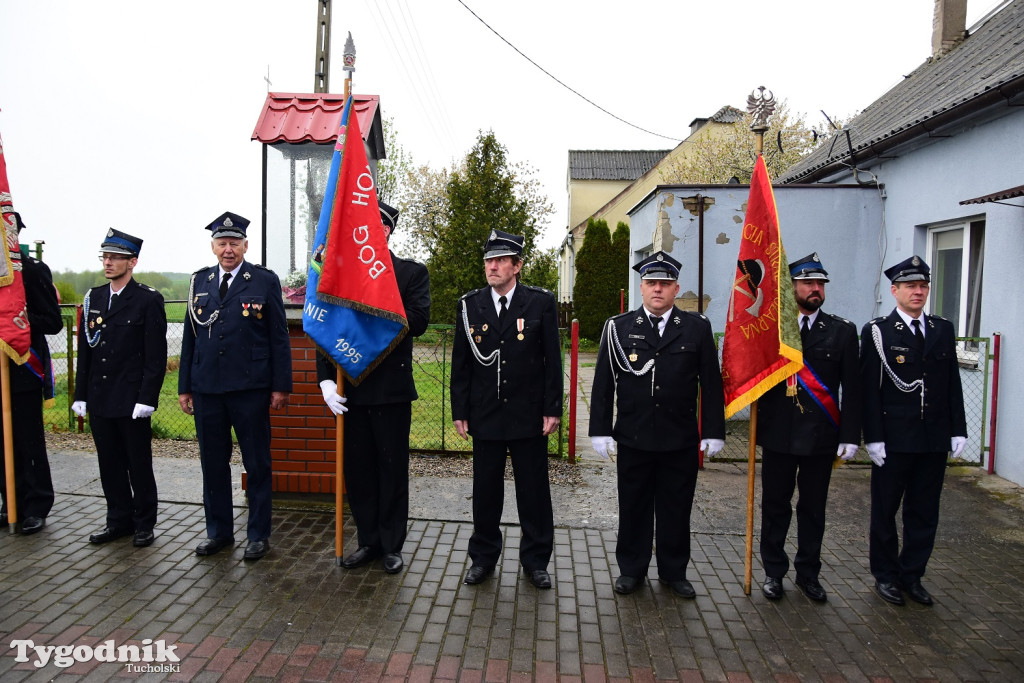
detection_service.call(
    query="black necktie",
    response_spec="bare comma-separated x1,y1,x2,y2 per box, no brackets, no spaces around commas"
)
220,272,231,299
801,315,810,341
498,295,508,326
911,319,923,343
649,314,661,340
109,293,119,311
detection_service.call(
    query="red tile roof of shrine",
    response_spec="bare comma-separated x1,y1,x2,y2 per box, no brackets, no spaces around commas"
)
251,93,380,144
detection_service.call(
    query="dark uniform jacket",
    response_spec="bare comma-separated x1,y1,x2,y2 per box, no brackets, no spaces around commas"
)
589,306,725,451
860,309,966,453
757,311,861,456
178,261,292,395
11,256,63,395
75,279,168,417
451,284,562,440
316,252,431,404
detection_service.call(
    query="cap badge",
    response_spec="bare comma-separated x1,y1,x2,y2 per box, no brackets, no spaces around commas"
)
489,230,497,240
224,217,234,227
106,228,114,237
812,253,820,262
911,255,921,266
656,254,664,262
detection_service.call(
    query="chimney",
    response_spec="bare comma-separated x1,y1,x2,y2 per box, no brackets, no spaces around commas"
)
932,0,967,58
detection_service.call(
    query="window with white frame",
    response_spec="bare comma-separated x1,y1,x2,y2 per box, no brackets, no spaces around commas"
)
926,218,985,364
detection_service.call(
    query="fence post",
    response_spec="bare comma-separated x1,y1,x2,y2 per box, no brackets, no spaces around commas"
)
569,320,579,464
987,332,1001,474
440,326,448,452
68,306,79,432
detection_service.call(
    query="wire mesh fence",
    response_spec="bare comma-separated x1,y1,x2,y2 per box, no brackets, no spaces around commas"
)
43,308,570,457
41,303,990,466
709,333,992,466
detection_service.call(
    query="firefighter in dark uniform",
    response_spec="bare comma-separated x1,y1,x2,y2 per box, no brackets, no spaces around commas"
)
757,253,861,602
0,211,62,535
316,201,431,575
178,212,292,560
73,229,167,548
589,251,725,597
451,230,563,589
860,255,966,606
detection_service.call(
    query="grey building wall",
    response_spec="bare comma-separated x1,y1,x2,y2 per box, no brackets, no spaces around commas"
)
627,108,1023,485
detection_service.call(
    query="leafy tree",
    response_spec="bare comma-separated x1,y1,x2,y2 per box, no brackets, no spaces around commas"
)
611,221,631,305
377,115,413,209
391,163,453,263
426,131,554,323
573,218,620,340
659,100,850,183
521,246,557,292
54,280,80,304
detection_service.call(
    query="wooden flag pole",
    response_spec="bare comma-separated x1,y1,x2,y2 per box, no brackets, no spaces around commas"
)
335,367,345,565
2,355,17,532
744,401,758,594
742,85,775,594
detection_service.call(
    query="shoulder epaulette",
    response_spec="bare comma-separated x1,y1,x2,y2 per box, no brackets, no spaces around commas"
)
928,314,949,323
868,316,886,325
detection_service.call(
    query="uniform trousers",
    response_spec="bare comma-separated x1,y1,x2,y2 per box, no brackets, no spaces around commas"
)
759,448,834,580
90,414,158,532
193,390,272,543
0,384,54,520
468,436,553,571
870,450,947,584
344,403,411,555
616,444,697,581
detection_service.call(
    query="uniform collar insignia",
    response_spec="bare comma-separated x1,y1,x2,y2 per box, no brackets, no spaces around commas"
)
207,272,215,281
671,314,681,325
243,271,251,280
635,315,644,325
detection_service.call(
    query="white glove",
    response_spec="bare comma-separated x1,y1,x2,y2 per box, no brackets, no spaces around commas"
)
71,401,87,418
319,380,348,415
951,436,967,459
866,442,886,467
837,443,859,461
591,436,615,459
700,439,725,457
132,403,155,419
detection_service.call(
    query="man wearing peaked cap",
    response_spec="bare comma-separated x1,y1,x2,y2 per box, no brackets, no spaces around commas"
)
316,201,431,575
74,229,167,548
756,252,860,603
860,254,966,606
589,250,725,598
0,211,63,535
451,228,562,589
178,211,292,560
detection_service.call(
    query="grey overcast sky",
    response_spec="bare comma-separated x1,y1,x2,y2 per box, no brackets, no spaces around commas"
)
0,0,999,276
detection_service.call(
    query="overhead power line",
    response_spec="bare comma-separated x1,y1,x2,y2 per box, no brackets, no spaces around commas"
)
455,0,682,143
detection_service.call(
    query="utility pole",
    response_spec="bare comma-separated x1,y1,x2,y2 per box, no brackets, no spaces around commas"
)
314,0,332,93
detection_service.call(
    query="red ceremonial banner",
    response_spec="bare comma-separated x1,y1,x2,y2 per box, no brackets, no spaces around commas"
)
721,155,801,418
0,132,32,364
316,110,406,321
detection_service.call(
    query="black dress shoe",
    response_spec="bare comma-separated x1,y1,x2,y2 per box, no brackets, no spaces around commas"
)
341,546,379,569
524,568,552,589
875,581,906,605
90,527,133,544
464,565,495,585
243,540,271,560
614,575,642,595
383,553,404,574
20,516,45,535
195,537,234,556
659,578,696,598
762,576,784,600
133,530,156,548
795,576,828,602
902,580,933,606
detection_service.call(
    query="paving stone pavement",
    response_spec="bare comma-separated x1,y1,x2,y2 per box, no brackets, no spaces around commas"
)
2,357,1024,680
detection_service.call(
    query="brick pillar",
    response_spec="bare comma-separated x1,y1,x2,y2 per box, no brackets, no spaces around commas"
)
246,315,342,495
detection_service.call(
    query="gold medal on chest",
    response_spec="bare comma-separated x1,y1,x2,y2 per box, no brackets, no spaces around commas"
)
517,334,524,340
629,353,639,362
516,318,525,341
197,308,202,315
96,316,103,325
89,321,95,329
896,355,905,364
481,324,488,332
475,335,482,343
